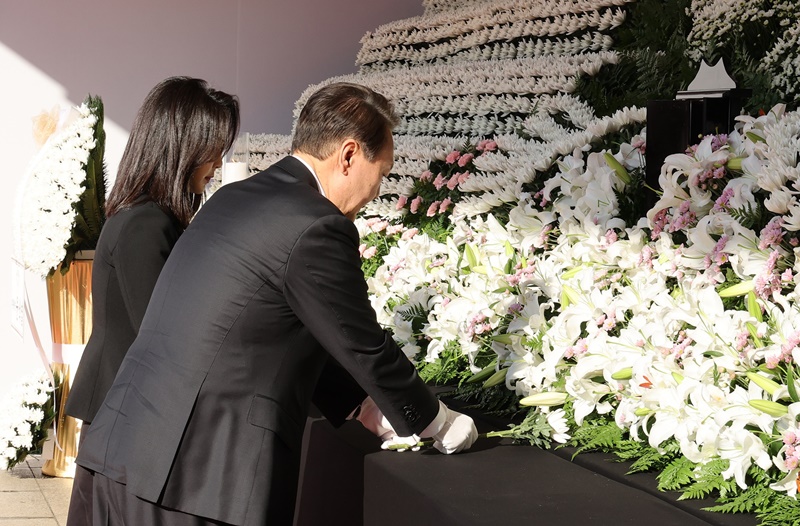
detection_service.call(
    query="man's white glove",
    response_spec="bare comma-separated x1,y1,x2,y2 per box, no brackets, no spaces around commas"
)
355,397,421,451
422,401,478,455
355,396,395,440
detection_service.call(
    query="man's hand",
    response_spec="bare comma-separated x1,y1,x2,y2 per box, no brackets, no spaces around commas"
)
355,396,395,440
422,401,478,454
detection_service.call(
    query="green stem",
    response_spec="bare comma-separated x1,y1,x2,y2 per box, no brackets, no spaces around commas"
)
385,429,515,450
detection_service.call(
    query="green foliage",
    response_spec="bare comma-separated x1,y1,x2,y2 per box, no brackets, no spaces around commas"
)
59,94,106,275
575,0,695,117
728,199,767,230
609,439,682,474
416,340,471,386
657,455,696,491
505,409,555,449
360,230,400,279
567,417,624,456
757,493,800,526
705,484,776,515
615,166,651,229
449,380,521,417
678,459,734,500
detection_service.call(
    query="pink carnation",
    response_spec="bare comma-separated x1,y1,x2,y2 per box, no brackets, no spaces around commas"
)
446,175,460,190
370,220,389,233
445,150,461,164
476,139,497,152
410,196,423,214
433,173,446,190
427,201,441,217
361,246,378,259
439,197,452,213
401,228,418,240
396,195,408,210
420,170,433,182
457,153,474,167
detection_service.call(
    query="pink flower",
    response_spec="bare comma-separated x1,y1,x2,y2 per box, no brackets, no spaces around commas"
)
476,139,497,152
439,197,452,213
446,175,460,190
386,224,404,235
410,196,423,214
445,150,461,164
758,217,785,250
433,173,446,190
358,243,367,256
420,170,433,182
457,153,474,167
370,220,389,233
426,201,441,217
361,246,378,259
401,228,418,240
457,171,471,184
396,195,408,210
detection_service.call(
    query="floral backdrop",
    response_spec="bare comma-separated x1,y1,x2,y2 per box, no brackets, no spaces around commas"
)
228,0,800,522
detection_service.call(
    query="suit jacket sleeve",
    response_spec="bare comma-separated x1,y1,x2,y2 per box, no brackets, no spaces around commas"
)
114,209,178,331
284,214,439,436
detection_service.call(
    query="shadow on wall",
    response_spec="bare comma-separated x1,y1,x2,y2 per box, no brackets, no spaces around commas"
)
0,0,423,135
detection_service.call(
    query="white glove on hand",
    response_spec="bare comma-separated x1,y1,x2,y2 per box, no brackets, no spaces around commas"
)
355,396,395,440
424,401,478,455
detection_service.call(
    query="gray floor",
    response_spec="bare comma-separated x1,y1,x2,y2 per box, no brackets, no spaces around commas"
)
0,455,72,526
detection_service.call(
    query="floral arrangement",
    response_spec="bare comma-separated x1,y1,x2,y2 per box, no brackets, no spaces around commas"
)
240,2,800,519
15,95,106,278
0,374,55,470
357,105,800,521
357,0,631,70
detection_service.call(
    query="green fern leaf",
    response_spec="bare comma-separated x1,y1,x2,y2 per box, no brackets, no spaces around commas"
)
657,456,695,491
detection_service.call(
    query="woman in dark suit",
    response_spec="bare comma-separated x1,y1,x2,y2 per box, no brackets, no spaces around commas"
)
64,76,240,526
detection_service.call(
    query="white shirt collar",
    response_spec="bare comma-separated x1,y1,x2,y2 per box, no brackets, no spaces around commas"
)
291,154,326,197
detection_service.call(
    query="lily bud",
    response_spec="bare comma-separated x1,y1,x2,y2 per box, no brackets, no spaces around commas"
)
746,371,781,395
604,152,631,184
561,265,585,280
748,399,788,417
726,157,744,171
718,280,755,298
483,368,508,389
634,407,652,416
520,391,568,407
560,284,581,308
611,367,633,380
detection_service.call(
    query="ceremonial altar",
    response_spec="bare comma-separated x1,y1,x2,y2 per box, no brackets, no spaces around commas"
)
294,400,758,526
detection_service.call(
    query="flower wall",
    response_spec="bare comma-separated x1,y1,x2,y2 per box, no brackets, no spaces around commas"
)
242,0,800,519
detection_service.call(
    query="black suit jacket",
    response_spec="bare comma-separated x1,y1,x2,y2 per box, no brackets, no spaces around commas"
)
65,199,180,423
77,157,440,525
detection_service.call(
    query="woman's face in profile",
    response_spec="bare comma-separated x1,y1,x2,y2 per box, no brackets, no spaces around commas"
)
188,155,223,194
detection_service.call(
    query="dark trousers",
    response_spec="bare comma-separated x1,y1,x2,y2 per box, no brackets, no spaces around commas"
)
66,423,94,526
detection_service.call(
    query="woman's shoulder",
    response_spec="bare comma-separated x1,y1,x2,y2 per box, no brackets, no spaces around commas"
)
106,201,180,240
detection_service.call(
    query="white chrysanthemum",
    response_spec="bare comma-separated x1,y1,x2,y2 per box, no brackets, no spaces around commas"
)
15,103,98,277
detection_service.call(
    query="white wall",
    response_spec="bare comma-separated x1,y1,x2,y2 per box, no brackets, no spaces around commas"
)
0,0,422,394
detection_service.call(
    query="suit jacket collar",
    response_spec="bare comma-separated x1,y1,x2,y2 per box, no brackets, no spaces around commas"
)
274,156,320,193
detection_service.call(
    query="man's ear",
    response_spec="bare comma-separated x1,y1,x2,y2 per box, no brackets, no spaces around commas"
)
339,139,359,175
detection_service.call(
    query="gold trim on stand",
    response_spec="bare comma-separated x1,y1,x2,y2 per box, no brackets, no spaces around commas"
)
41,258,93,478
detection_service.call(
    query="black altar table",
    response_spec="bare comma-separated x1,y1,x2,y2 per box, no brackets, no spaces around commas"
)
293,412,758,526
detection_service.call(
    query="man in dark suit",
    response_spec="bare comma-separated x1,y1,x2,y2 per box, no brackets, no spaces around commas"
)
77,82,477,525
